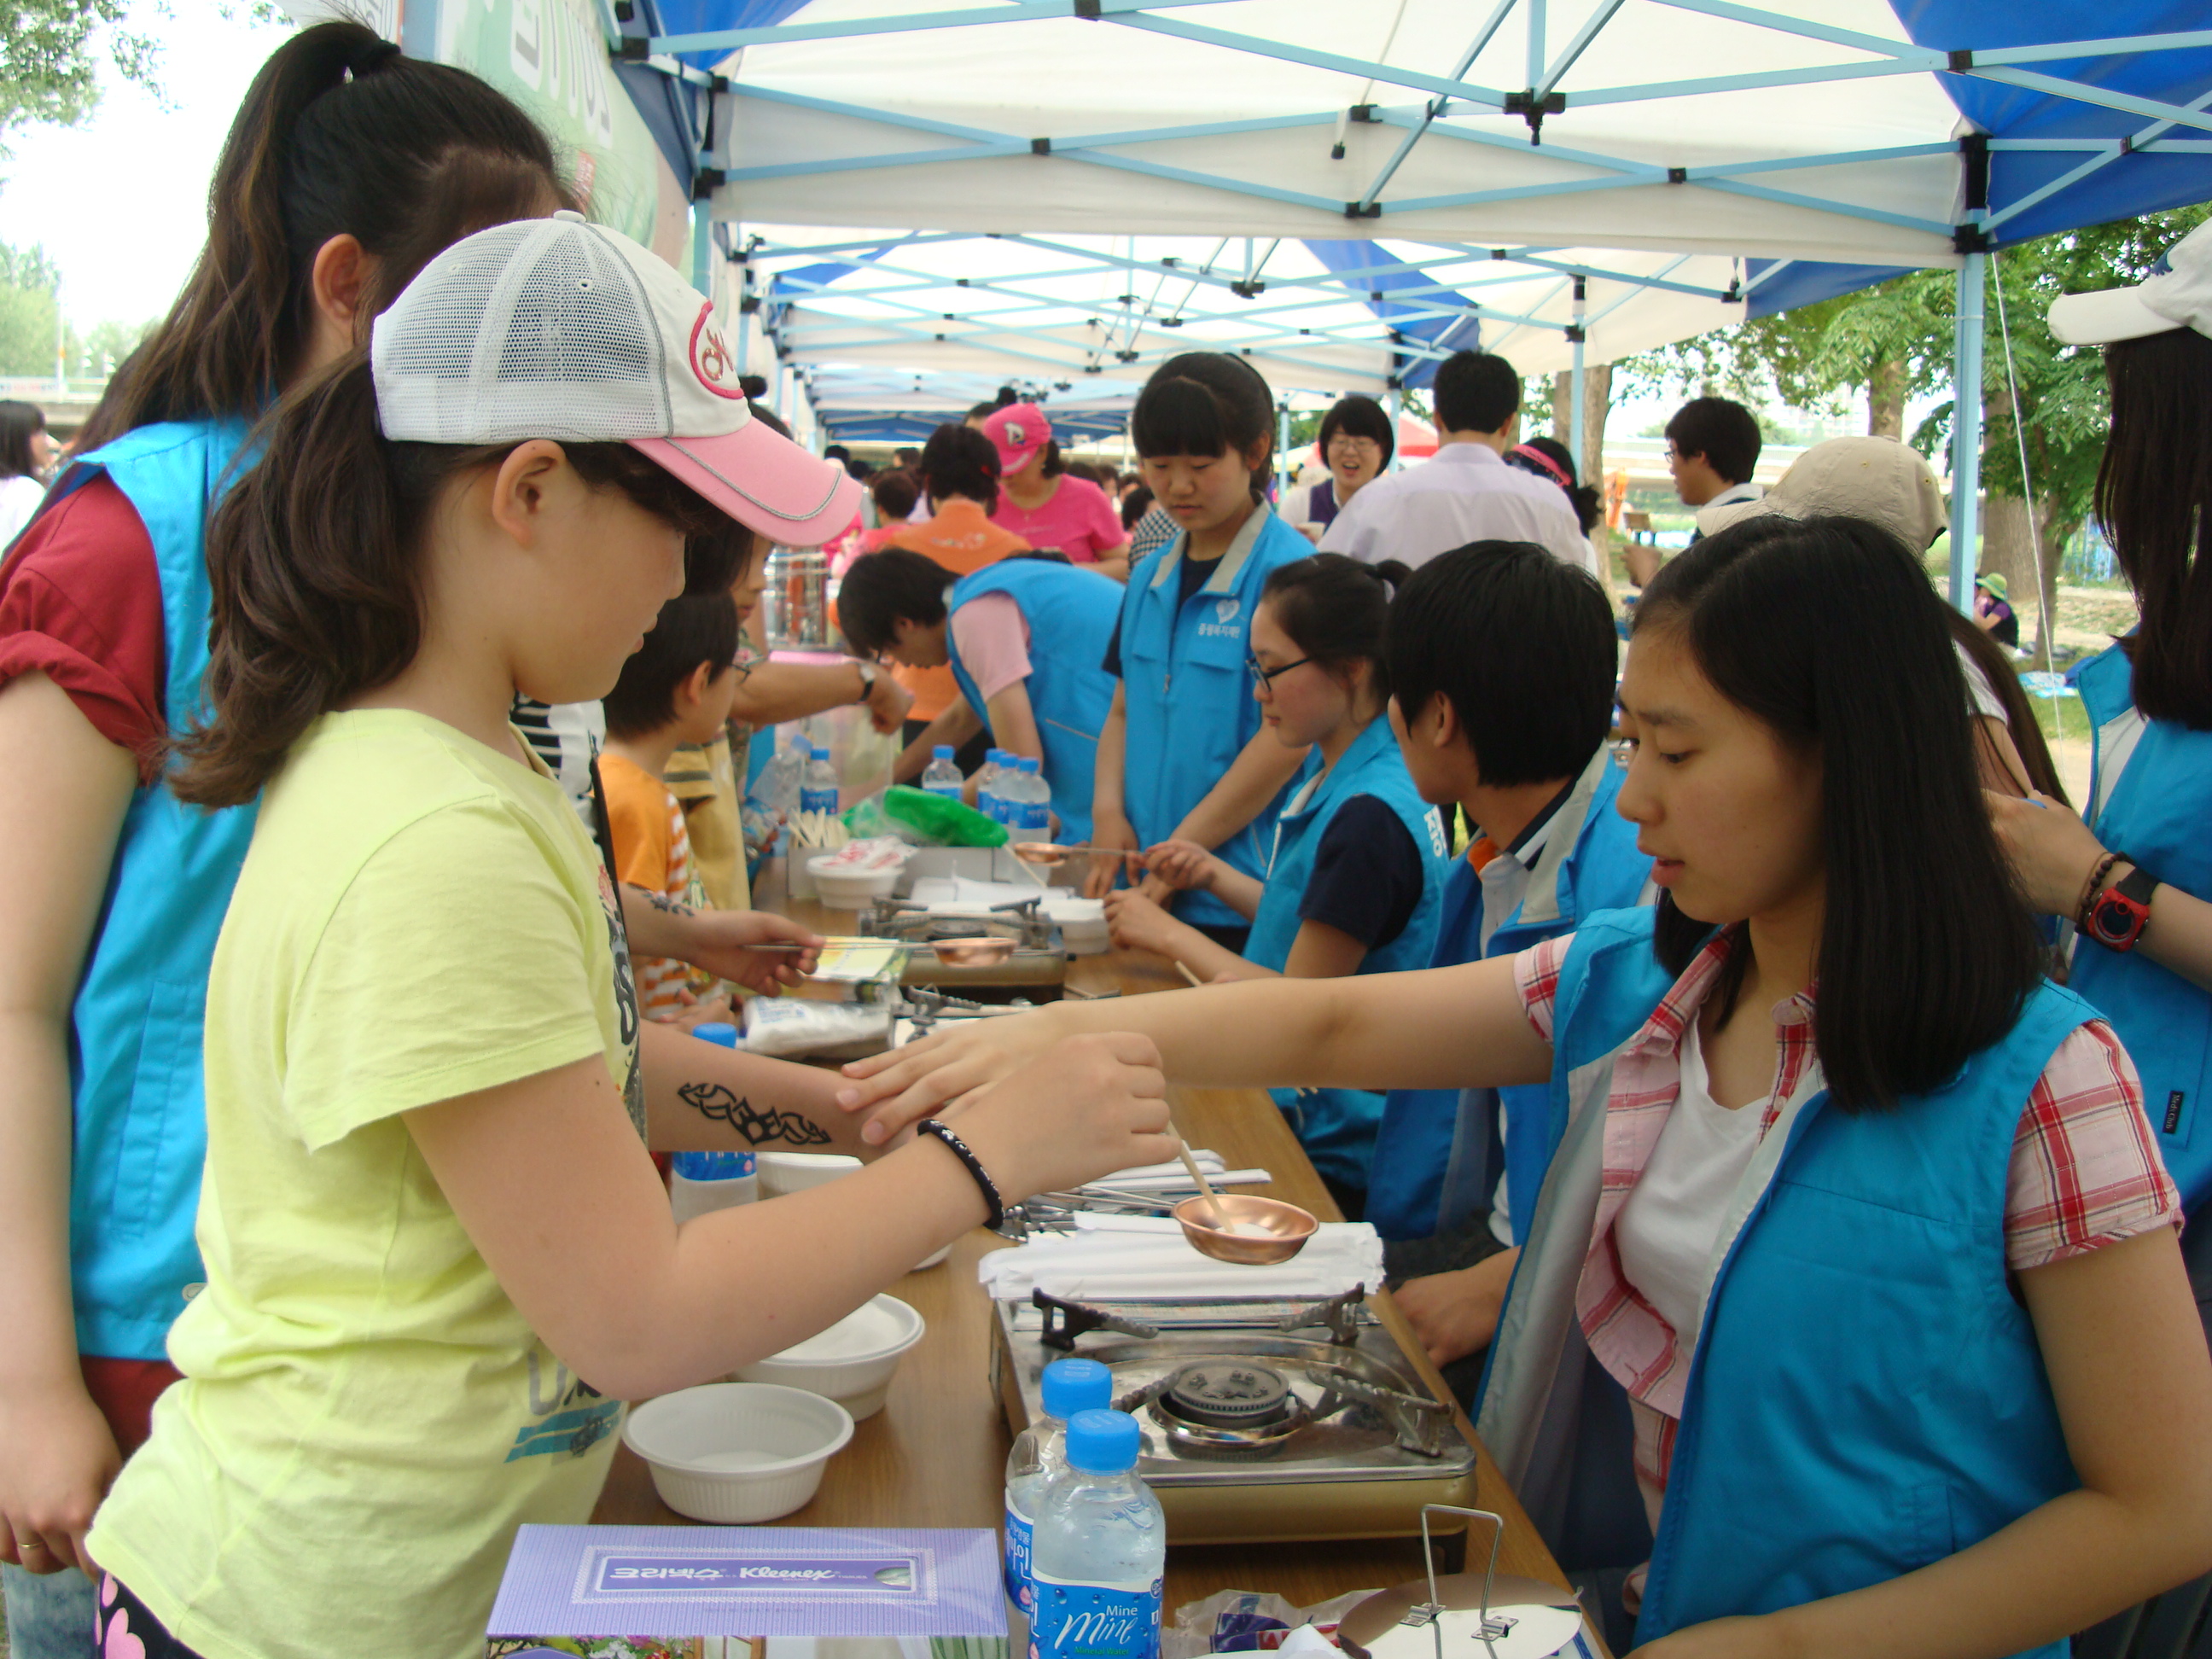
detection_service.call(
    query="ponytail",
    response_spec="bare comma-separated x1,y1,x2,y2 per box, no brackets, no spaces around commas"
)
82,20,566,450
1258,553,1405,701
173,356,717,808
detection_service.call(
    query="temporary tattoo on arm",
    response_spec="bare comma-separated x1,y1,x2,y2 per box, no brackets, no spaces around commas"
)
624,882,696,918
678,1081,834,1146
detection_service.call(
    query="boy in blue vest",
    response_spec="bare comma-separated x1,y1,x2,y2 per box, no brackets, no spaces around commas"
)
1370,540,1652,1396
837,548,1121,841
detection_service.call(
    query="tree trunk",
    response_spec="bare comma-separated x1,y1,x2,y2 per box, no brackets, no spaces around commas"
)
1980,494,2069,664
1548,363,1614,486
1868,354,1906,439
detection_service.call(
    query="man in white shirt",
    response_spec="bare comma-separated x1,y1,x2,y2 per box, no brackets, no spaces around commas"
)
1318,352,1594,575
1627,395,1766,586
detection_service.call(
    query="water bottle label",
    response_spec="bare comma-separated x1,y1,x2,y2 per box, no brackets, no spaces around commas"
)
1003,1498,1033,1608
1018,803,1051,832
1030,1572,1161,1659
800,787,839,814
925,782,963,797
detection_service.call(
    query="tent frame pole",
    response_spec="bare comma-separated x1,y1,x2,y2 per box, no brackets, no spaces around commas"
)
1949,249,1986,613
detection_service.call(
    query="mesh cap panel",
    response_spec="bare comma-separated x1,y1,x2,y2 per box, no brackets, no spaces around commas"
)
374,218,673,443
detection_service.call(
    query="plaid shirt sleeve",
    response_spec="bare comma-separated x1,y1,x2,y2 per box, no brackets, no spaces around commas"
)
2005,1020,2181,1272
1515,934,1573,1045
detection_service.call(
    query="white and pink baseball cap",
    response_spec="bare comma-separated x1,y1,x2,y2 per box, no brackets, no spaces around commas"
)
982,401,1052,477
371,210,859,545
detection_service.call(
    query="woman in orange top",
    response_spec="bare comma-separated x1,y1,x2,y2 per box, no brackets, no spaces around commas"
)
876,423,1032,764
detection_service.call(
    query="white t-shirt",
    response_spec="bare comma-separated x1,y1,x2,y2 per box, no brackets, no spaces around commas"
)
0,473,47,548
1318,444,1593,575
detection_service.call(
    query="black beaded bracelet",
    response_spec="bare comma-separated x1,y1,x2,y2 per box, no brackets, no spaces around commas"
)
917,1118,1004,1231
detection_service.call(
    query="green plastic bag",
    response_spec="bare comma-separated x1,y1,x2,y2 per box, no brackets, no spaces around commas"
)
842,785,1008,847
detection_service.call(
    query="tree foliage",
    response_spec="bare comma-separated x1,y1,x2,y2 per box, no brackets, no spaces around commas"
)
0,0,161,152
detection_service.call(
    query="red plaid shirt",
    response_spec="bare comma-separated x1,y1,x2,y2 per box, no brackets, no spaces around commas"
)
1516,928,2176,1505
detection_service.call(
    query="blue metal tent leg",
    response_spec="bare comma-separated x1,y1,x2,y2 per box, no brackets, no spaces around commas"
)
1950,250,1985,613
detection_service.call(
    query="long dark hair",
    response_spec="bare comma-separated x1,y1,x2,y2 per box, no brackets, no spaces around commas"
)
1637,515,2044,1110
1260,554,1409,703
79,21,565,451
2097,326,2212,728
1946,608,2069,804
1131,352,1276,502
172,356,718,809
0,402,46,480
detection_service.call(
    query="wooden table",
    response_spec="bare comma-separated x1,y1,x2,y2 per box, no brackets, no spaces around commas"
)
595,863,1584,1628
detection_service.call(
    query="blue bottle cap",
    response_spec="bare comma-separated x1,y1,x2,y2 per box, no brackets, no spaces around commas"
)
1020,756,1040,772
933,745,954,759
1040,1358,1113,1420
1063,1408,1141,1474
691,1022,740,1048
672,1150,750,1180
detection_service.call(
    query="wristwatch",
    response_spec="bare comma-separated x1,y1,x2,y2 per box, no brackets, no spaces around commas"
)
2083,860,2158,952
852,660,879,704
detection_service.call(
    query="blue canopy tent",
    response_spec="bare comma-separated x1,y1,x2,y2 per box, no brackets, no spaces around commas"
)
527,0,2212,602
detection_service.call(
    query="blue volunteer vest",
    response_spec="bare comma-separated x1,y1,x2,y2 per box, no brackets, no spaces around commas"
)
35,418,259,1360
1477,908,2087,1657
2074,644,2212,1211
946,558,1121,845
1117,507,1313,930
1366,753,1650,1243
1244,717,1451,1194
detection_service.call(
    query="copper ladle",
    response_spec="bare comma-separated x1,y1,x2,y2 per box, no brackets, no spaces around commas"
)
1171,1193,1319,1264
1009,841,1146,869
923,936,1019,967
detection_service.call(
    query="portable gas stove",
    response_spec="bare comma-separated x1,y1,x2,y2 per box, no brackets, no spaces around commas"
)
860,896,1067,996
991,1288,1481,1545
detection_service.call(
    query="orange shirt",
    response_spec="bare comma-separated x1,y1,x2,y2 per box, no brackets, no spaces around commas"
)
880,499,1031,719
599,751,702,1022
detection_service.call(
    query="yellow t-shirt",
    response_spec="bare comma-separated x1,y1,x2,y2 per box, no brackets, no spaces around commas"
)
88,710,645,1659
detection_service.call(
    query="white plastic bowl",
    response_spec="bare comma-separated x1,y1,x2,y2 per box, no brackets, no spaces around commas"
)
622,1382,853,1523
734,1292,926,1419
912,1242,954,1271
758,1151,861,1196
808,854,900,909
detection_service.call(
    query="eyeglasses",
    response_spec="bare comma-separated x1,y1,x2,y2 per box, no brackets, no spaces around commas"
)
1326,434,1382,452
1248,654,1313,690
1608,737,1636,770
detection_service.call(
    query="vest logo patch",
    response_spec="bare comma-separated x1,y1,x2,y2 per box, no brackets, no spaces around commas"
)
2166,1090,2186,1135
1214,597,1241,624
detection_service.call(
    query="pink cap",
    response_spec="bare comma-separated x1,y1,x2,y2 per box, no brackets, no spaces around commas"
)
982,402,1052,478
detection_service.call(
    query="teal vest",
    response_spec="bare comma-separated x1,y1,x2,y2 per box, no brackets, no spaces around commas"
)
1245,717,1451,1193
1116,508,1313,930
38,419,258,1359
1477,908,2087,1656
946,558,1120,845
1367,752,1651,1243
2075,644,2212,1210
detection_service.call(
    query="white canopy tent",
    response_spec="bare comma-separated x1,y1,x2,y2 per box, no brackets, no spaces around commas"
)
590,0,2212,598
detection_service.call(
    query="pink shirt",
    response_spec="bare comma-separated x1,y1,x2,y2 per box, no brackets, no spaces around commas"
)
947,591,1032,705
989,474,1126,563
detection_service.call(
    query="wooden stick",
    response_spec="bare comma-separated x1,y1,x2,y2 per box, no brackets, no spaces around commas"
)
1174,959,1205,988
1168,1117,1227,1225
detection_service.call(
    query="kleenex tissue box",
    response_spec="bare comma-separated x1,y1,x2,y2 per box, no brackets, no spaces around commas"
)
486,1525,1007,1659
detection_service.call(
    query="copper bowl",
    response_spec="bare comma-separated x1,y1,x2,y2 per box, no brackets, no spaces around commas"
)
927,936,1018,967
1170,1194,1318,1265
1010,841,1069,866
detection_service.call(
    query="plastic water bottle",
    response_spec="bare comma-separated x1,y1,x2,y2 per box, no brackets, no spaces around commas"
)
751,736,805,820
1012,756,1051,835
670,1023,758,1218
800,742,840,817
1004,1359,1112,1623
922,745,964,798
1029,1410,1165,1659
977,749,1007,823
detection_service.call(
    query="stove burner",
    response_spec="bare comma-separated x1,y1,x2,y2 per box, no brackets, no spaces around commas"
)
1165,1363,1291,1428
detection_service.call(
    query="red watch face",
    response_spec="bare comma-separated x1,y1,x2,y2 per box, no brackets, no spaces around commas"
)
2092,889,2149,945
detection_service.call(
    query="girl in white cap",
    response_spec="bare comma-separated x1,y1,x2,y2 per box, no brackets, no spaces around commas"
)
79,214,1177,1659
1995,220,2212,1261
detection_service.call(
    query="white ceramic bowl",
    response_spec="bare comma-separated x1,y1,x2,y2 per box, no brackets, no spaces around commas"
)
758,1150,861,1196
734,1292,926,1419
912,1242,954,1271
622,1382,853,1523
808,854,901,909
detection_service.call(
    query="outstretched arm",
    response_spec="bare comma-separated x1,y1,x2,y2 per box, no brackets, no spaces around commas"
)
838,954,1548,1145
1989,790,2212,992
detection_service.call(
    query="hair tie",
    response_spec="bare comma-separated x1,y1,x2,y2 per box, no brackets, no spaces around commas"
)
350,38,403,77
1508,443,1571,487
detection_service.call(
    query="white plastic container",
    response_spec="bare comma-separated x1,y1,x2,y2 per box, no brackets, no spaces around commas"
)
757,1151,862,1197
734,1292,926,1419
806,853,900,909
620,1382,853,1523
